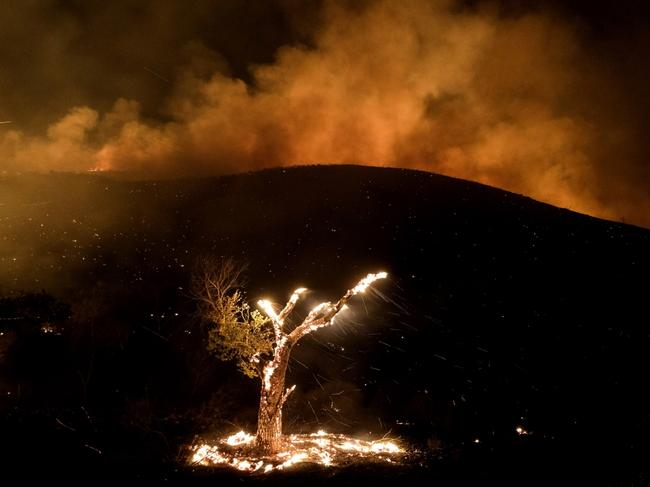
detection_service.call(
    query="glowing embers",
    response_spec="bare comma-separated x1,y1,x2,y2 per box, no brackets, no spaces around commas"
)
224,431,255,446
189,430,405,473
351,272,388,295
257,299,280,325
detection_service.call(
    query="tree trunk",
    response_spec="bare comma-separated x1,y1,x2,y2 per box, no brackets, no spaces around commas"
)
255,343,291,454
256,393,283,454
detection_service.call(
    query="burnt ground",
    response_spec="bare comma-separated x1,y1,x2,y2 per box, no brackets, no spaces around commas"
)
0,165,648,485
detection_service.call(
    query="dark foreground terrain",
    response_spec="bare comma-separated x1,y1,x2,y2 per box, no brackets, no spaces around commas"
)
1,165,648,484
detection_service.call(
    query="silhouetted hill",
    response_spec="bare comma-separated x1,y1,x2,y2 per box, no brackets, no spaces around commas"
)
0,165,648,484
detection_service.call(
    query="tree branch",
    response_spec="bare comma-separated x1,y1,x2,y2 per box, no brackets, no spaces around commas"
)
257,299,283,342
280,384,296,407
250,353,264,377
258,288,307,342
288,272,387,343
277,288,307,324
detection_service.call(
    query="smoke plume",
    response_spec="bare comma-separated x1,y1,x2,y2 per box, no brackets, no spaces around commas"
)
1,0,648,227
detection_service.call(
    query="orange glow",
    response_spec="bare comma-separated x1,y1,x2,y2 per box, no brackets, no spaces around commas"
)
0,1,646,227
189,430,406,473
351,271,388,295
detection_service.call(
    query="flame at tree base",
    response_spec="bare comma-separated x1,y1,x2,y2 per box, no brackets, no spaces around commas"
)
189,430,407,473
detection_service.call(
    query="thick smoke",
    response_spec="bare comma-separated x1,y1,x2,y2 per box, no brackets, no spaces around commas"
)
1,0,648,227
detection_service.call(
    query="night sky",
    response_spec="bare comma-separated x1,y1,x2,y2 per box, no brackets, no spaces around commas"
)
0,0,649,227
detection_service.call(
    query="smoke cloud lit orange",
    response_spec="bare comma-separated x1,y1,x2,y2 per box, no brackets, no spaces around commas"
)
1,0,648,227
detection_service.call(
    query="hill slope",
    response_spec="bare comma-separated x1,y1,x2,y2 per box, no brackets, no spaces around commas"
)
0,165,648,482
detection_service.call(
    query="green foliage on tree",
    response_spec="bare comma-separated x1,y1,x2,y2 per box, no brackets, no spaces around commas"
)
206,292,273,378
193,258,273,378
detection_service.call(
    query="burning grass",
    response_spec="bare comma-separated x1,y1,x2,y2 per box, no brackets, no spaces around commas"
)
189,430,407,474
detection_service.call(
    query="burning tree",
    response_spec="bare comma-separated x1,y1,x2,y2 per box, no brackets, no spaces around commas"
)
193,258,387,455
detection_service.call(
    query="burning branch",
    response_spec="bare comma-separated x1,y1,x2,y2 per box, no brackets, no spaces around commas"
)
280,384,296,407
286,272,388,343
255,272,387,343
257,299,282,341
278,287,307,323
257,287,307,343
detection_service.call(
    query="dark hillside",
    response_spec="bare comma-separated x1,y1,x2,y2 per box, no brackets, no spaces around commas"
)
0,165,648,484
